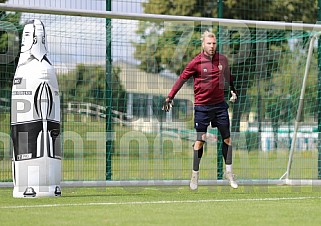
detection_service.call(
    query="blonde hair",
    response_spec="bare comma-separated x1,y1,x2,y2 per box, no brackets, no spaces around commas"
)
201,31,216,43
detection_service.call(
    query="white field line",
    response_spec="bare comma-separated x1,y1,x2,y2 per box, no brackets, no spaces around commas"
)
1,196,320,209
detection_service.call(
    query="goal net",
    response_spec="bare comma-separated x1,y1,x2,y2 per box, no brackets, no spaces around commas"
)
0,3,321,186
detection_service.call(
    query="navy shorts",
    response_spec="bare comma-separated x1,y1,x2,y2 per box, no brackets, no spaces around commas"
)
194,101,230,139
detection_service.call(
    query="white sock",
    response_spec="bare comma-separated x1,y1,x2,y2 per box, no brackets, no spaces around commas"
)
226,164,232,173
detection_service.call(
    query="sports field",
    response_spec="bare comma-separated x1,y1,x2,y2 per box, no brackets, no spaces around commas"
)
0,185,320,226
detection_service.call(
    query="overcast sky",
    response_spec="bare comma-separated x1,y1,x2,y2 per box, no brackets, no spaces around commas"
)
6,0,145,68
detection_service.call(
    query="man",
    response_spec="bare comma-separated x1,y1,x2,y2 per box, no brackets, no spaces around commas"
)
162,30,238,189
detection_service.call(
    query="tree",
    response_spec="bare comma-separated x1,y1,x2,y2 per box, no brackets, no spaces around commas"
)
222,0,318,133
135,0,319,75
58,64,127,113
223,0,317,23
134,0,218,74
0,2,23,98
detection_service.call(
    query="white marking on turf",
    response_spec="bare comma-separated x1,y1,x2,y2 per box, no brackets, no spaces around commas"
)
1,196,320,209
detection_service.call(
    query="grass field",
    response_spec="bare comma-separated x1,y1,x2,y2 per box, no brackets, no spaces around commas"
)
1,185,321,226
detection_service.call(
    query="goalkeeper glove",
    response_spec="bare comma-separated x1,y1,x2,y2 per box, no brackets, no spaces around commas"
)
230,90,237,103
162,98,174,112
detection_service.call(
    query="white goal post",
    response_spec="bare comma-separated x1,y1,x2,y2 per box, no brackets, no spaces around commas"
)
0,4,321,31
280,32,321,181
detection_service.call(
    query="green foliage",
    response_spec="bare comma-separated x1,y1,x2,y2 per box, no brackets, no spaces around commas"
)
135,0,219,74
135,0,318,75
223,0,317,23
133,23,202,75
142,0,216,17
58,64,127,113
0,9,23,93
251,42,319,123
